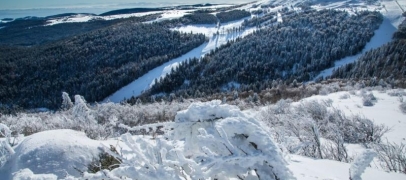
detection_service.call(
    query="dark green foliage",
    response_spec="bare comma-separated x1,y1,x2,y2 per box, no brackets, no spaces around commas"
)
393,19,406,39
0,14,161,46
99,8,163,16
183,13,218,24
331,17,406,80
216,10,251,23
88,146,121,173
242,12,277,27
331,39,406,79
0,21,205,109
145,10,382,99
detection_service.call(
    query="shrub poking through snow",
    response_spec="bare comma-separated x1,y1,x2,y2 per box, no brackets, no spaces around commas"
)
85,100,295,179
0,123,14,168
362,93,376,107
339,93,350,99
373,142,406,174
399,102,406,114
260,98,389,162
87,145,121,173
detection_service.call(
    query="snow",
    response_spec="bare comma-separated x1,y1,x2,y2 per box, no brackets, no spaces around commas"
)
0,129,101,179
6,100,293,179
104,0,405,102
45,14,95,26
150,10,191,23
12,168,57,180
288,154,405,180
103,42,207,103
350,149,376,180
300,90,406,145
3,90,406,179
277,12,283,22
174,100,244,122
3,0,406,179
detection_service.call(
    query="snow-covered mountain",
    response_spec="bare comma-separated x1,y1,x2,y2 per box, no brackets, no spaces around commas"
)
0,0,406,179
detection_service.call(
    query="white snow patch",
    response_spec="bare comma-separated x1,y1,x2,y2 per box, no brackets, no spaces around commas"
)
0,129,101,179
46,14,94,26
149,10,191,23
12,168,57,180
277,12,283,22
175,100,244,122
288,154,406,180
297,90,406,145
350,149,377,180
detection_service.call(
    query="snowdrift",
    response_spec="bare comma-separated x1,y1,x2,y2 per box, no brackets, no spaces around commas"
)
0,130,101,179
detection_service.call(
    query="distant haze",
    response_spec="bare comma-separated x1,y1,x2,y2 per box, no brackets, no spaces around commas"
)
0,0,254,19
1,0,253,9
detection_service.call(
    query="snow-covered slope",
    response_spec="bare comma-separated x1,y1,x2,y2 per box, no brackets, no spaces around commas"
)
3,89,406,179
105,0,405,102
289,154,406,180
299,90,406,145
0,130,101,179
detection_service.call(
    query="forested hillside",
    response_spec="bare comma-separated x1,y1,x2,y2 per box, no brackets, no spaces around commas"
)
216,10,251,23
331,17,406,80
144,10,383,99
0,14,161,46
0,21,205,109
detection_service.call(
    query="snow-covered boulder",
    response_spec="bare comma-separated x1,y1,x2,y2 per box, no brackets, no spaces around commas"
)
0,129,101,179
12,168,57,180
175,100,244,122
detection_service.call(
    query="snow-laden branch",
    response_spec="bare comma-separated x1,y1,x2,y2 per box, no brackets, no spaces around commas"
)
350,149,376,180
85,100,295,179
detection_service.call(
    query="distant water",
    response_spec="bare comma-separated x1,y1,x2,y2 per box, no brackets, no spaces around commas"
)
0,0,252,19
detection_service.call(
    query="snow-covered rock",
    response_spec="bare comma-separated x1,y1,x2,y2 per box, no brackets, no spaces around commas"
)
0,130,101,179
12,168,57,180
174,100,244,122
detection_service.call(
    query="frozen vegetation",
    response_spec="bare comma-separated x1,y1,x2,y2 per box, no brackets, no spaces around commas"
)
1,85,406,179
1,0,406,179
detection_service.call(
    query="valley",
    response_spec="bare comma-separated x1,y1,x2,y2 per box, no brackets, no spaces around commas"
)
0,0,406,179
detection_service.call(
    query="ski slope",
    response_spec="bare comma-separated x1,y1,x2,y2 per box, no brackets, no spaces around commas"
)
313,0,404,80
105,0,404,102
103,42,207,103
313,17,397,80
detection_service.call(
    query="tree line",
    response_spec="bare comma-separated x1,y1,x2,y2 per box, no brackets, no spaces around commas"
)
0,20,205,110
143,9,383,100
331,16,406,80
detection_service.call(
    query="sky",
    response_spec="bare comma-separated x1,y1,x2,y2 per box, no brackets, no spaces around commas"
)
0,0,251,9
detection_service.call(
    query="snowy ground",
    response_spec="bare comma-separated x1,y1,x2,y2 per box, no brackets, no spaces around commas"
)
289,154,406,180
45,11,161,26
300,90,406,145
3,89,406,179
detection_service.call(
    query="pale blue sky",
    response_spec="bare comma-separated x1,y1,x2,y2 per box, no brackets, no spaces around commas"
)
1,0,249,9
